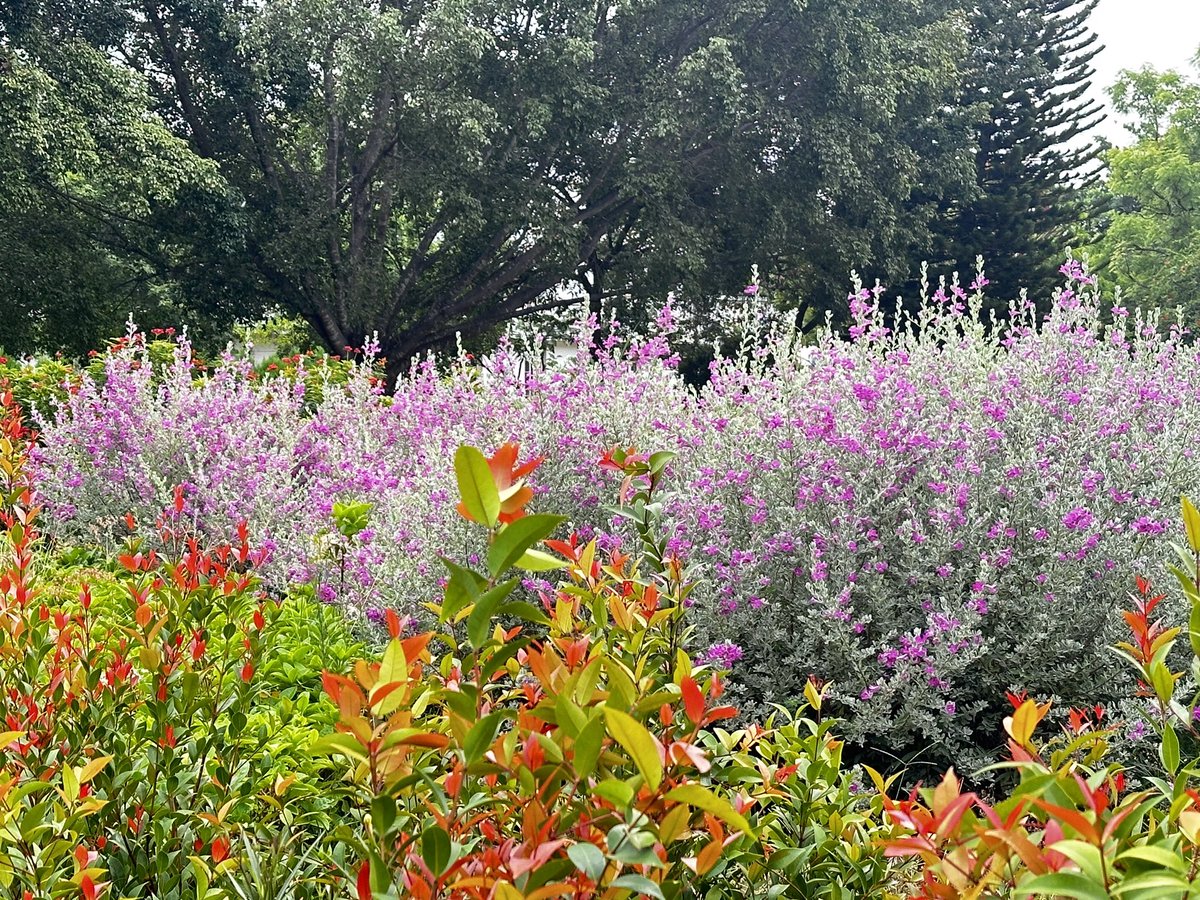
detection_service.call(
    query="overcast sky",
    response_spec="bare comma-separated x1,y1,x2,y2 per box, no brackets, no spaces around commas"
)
1088,0,1198,144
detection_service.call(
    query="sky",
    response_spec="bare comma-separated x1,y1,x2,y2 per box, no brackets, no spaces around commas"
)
1088,0,1198,145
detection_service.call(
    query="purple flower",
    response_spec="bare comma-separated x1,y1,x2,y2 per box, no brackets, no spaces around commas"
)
697,641,744,669
1061,507,1093,531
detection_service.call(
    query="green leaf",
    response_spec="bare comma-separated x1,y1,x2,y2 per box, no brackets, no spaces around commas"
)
1184,496,1200,553
440,558,484,622
498,600,551,627
515,549,567,572
378,639,406,686
455,445,500,527
466,578,518,648
1115,844,1189,872
1021,872,1118,900
62,765,79,804
420,825,452,877
309,733,367,761
487,514,565,576
1161,723,1181,775
566,842,606,881
574,715,605,779
648,451,676,476
371,795,396,834
464,712,507,765
611,874,665,899
603,707,662,790
665,783,754,836
593,778,635,807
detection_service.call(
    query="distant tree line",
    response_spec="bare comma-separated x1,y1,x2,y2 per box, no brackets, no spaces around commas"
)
1,0,1114,376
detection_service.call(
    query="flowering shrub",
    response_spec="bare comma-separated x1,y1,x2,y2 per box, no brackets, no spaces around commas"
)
881,499,1200,898
3,387,905,895
32,263,1200,768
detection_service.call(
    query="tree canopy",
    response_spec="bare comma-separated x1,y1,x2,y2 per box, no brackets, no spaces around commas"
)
3,0,974,372
927,0,1105,306
1091,63,1200,315
0,17,233,355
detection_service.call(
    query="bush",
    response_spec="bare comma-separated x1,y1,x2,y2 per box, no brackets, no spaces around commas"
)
3,387,902,896
0,392,342,897
881,498,1200,898
32,262,1199,771
313,441,896,899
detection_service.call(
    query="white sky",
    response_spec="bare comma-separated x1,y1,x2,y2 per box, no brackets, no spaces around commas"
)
1088,0,1198,144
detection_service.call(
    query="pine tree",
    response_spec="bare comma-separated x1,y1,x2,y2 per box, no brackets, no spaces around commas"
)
932,0,1106,305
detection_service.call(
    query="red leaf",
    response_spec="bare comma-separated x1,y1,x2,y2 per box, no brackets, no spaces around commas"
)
1031,798,1101,845
680,676,705,724
357,861,372,900
80,876,96,900
211,836,230,864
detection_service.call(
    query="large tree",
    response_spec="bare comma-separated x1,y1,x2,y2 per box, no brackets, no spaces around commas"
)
0,14,236,355
1090,63,1200,313
928,0,1105,306
6,0,971,375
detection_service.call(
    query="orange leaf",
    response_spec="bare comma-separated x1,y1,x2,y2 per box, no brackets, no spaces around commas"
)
1030,798,1100,845
680,676,705,724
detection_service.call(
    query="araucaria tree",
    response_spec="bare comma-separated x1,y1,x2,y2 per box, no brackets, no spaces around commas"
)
4,0,969,377
930,0,1105,304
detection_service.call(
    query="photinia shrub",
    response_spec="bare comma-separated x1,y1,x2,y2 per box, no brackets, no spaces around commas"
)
317,442,896,899
0,391,342,898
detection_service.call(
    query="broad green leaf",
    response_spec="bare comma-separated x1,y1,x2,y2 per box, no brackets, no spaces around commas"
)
665,783,755,835
567,842,606,881
310,733,368,761
62,765,79,804
487,514,565,576
1162,723,1181,774
464,712,507,765
574,715,605,779
378,639,406,686
594,778,635,807
466,578,518,648
420,825,452,876
515,549,568,572
1114,844,1189,872
1022,871,1121,900
1048,840,1105,885
611,874,665,898
498,600,551,627
648,451,676,475
455,445,500,527
603,707,662,790
371,796,396,833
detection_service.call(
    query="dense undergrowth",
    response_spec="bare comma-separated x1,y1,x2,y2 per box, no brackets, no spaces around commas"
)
23,263,1200,774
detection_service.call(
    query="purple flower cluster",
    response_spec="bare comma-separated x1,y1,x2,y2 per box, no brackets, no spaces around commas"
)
29,262,1198,766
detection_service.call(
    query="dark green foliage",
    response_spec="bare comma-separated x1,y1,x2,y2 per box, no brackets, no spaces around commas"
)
4,0,973,374
0,15,244,356
928,0,1105,306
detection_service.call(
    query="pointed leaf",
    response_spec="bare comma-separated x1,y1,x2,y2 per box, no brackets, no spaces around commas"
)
603,707,662,790
455,446,500,527
487,515,565,576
